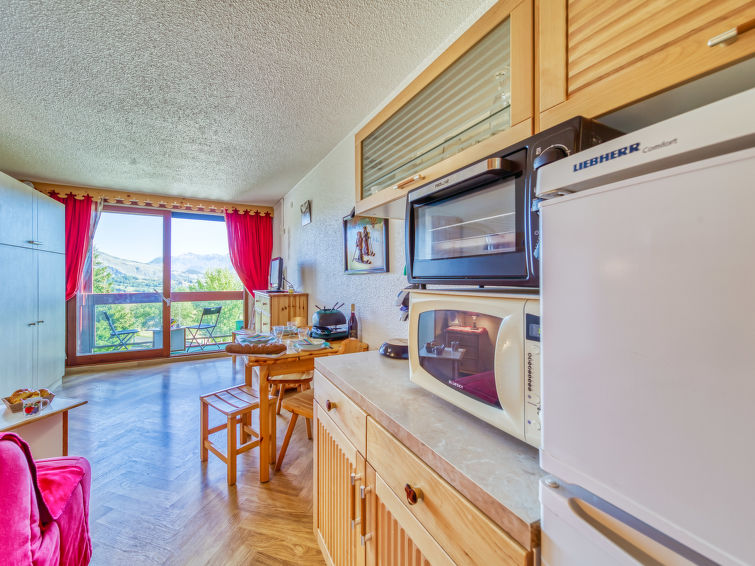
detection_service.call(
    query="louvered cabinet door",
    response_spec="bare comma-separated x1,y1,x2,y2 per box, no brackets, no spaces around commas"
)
364,465,454,566
539,0,755,128
355,0,534,217
315,403,365,566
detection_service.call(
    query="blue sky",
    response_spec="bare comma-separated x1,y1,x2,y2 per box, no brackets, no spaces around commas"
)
94,212,230,263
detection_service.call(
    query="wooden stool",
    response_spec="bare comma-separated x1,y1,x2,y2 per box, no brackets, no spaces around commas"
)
275,388,314,472
200,384,277,485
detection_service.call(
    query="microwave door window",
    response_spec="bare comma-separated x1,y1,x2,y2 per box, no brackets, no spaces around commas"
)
417,310,503,409
415,179,517,262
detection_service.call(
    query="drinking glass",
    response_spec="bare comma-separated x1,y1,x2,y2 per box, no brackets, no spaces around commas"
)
272,326,285,343
298,328,309,341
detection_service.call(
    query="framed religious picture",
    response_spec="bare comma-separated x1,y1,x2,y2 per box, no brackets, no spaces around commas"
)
343,210,389,274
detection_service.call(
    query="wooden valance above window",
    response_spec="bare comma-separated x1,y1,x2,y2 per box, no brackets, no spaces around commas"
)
29,182,274,216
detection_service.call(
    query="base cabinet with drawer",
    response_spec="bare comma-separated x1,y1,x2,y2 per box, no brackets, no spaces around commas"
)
313,370,533,566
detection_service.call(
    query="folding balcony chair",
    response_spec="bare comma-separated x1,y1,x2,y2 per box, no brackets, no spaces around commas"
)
96,311,138,351
185,306,223,350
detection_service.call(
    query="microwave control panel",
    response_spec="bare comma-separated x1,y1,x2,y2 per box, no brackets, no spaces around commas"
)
524,305,542,448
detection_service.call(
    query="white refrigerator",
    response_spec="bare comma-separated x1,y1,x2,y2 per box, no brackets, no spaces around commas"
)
535,88,755,565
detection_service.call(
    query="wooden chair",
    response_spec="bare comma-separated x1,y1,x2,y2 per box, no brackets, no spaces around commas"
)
200,384,276,485
268,339,366,414
269,372,313,415
274,388,314,472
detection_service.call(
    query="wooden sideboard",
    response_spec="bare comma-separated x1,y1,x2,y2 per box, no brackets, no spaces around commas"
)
313,352,542,566
253,291,308,334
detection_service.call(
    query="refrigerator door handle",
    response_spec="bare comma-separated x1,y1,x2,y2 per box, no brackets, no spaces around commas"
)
542,480,717,566
566,497,669,565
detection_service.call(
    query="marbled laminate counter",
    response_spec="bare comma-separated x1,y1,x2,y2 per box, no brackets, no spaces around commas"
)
315,350,544,550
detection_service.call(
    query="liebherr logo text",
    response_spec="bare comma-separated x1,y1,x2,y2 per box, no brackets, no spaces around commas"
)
573,142,640,172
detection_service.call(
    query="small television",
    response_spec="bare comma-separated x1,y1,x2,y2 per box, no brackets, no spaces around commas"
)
270,257,283,291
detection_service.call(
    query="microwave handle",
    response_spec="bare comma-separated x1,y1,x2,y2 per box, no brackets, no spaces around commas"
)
408,157,520,203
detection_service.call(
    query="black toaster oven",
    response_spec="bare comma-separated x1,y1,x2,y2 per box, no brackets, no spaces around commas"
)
405,117,621,288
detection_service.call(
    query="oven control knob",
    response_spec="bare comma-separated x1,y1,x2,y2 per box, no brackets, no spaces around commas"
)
533,144,569,170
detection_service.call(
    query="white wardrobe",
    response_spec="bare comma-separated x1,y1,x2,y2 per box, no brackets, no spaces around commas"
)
0,172,66,394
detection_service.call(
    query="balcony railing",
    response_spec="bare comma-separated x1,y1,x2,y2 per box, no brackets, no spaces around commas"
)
76,292,243,355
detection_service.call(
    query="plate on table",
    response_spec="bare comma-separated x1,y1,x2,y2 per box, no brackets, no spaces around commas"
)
295,338,330,351
238,333,275,344
247,350,287,358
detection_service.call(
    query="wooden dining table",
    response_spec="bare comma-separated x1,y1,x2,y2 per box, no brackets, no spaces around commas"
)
231,337,367,481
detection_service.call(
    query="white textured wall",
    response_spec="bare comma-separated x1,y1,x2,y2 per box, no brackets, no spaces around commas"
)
281,135,408,349
279,0,495,349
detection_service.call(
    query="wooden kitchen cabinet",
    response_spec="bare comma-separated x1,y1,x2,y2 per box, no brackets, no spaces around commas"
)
366,419,530,566
314,370,532,566
315,404,365,566
355,0,534,218
364,464,454,566
538,0,755,129
253,291,307,333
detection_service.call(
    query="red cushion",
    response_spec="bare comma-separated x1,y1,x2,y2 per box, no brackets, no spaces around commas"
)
0,434,92,566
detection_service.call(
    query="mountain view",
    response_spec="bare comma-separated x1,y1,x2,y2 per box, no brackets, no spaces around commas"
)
96,251,236,292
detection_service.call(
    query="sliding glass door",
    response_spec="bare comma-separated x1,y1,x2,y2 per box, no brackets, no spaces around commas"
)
168,213,243,354
68,207,244,365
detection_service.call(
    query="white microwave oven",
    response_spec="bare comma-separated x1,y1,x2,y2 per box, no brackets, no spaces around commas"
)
409,289,541,447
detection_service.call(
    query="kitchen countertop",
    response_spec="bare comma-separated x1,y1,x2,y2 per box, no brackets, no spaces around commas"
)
315,350,544,550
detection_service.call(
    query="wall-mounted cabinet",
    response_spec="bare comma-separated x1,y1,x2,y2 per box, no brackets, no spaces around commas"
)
354,0,755,219
355,0,533,218
538,0,755,129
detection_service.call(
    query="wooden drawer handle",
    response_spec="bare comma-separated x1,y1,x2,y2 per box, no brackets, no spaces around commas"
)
404,483,423,505
325,400,337,411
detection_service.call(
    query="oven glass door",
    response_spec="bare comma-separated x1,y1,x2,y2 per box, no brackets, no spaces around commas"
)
415,179,517,260
417,308,502,408
409,166,528,282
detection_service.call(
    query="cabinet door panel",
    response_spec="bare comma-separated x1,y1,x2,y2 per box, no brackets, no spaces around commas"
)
315,404,365,566
35,192,65,254
365,464,454,566
539,0,755,128
0,245,36,391
0,175,34,248
355,0,534,217
37,251,65,389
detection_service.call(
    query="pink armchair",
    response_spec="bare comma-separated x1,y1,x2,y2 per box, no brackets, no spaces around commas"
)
0,432,92,566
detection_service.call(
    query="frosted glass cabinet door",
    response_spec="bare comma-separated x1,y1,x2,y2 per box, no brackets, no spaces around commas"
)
0,245,37,391
35,192,65,254
0,175,34,249
37,251,65,389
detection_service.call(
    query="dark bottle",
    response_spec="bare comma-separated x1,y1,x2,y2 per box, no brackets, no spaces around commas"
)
348,303,359,339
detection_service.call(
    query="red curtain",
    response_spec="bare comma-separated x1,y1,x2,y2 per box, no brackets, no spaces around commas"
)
51,193,94,301
224,210,273,296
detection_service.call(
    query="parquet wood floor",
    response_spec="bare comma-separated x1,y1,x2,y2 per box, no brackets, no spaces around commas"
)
60,357,325,566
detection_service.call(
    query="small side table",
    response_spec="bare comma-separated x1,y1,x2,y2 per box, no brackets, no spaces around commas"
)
0,397,87,459
150,327,187,352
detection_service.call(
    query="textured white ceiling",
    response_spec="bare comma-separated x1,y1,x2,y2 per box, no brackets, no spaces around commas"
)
0,0,489,204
